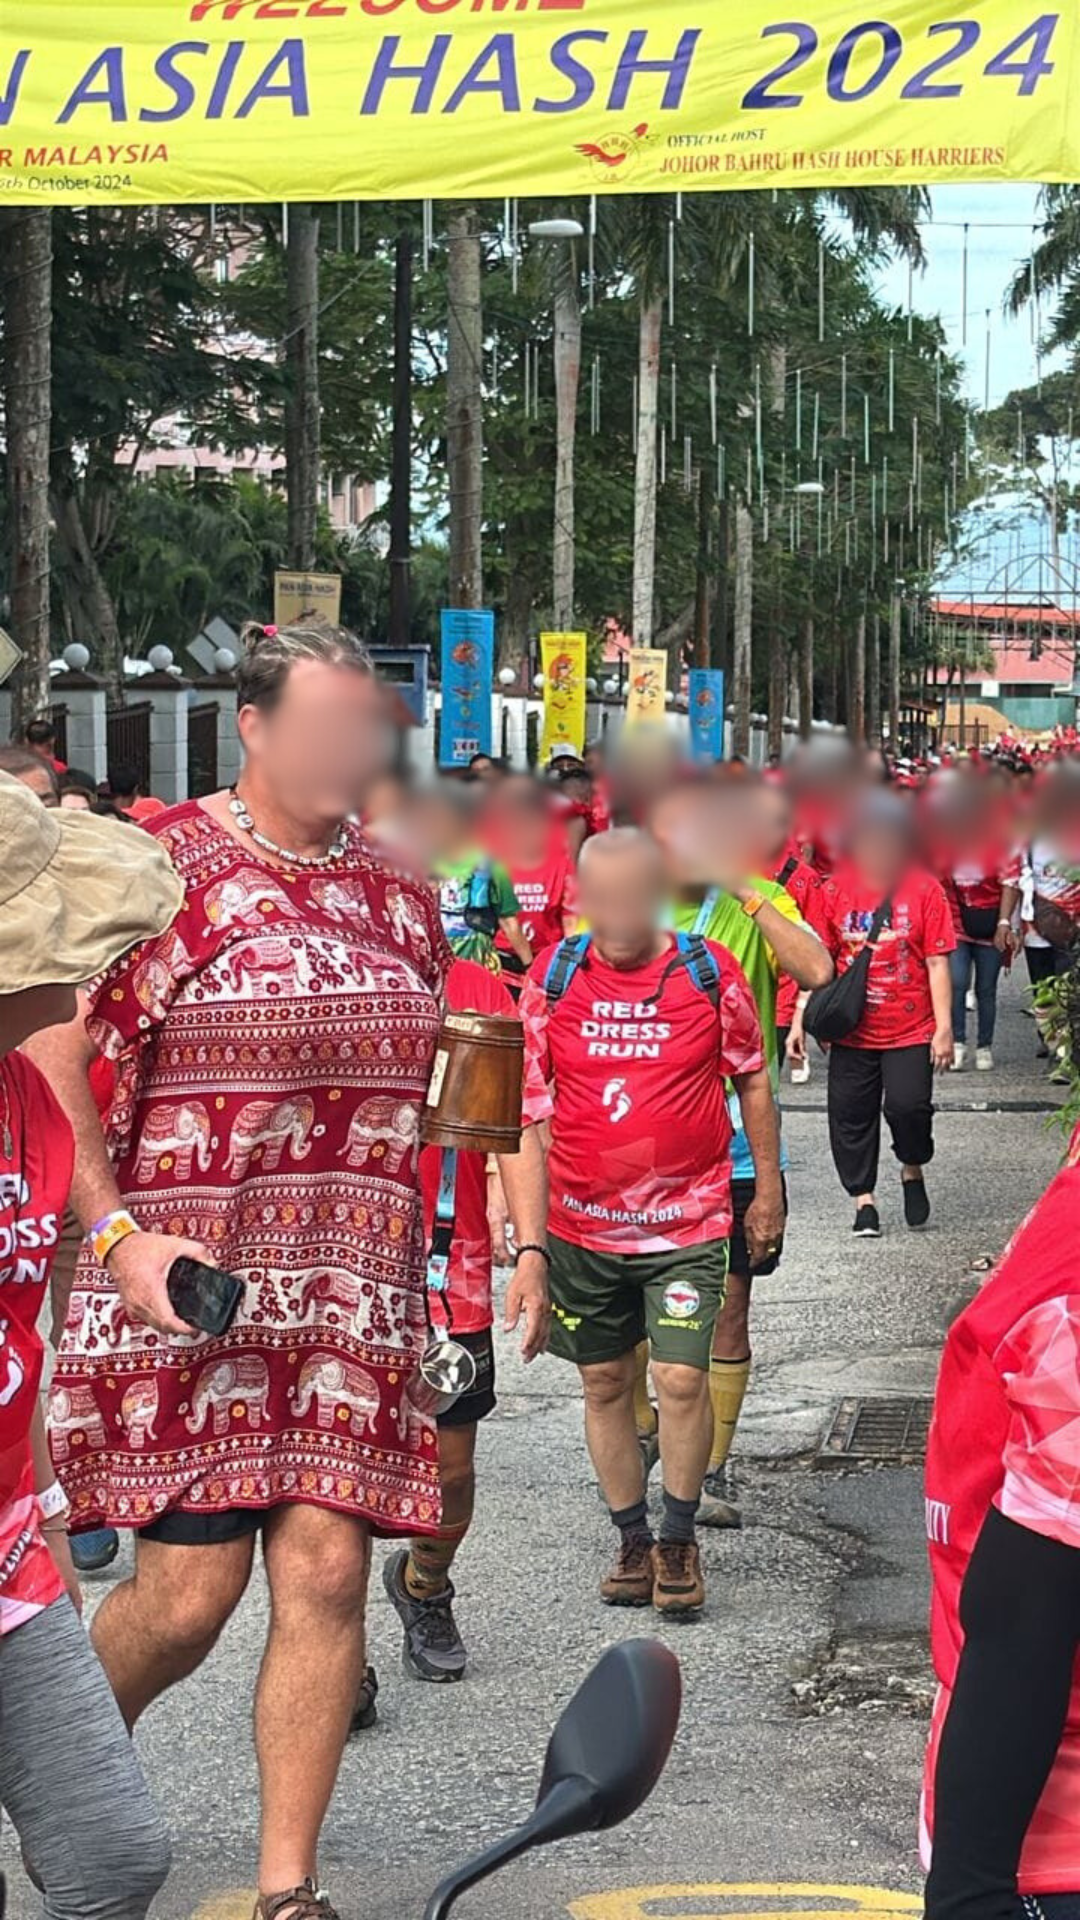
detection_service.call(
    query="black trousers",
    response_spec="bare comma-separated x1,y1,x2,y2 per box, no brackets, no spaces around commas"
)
827,1039,934,1196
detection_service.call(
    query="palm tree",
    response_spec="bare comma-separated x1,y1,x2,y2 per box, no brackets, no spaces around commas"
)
1,210,53,731
447,206,484,609
284,205,321,571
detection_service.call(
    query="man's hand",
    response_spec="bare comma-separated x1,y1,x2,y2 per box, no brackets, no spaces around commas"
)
503,1251,551,1364
993,920,1015,956
106,1232,211,1337
486,1170,513,1267
931,1025,955,1072
742,1182,786,1269
785,1021,807,1067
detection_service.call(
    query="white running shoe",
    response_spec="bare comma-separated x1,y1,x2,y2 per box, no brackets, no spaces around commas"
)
975,1047,993,1072
951,1043,967,1071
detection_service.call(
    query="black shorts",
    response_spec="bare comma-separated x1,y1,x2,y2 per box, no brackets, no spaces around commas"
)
729,1175,789,1280
436,1326,496,1430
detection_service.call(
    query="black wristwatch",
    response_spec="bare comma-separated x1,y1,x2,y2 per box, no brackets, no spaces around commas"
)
515,1243,552,1269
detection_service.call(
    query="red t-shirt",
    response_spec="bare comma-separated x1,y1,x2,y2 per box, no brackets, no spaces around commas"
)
775,846,837,1028
922,1130,1080,1894
419,960,551,1335
520,936,764,1254
824,866,955,1050
942,861,1005,944
0,1054,73,1635
495,848,578,960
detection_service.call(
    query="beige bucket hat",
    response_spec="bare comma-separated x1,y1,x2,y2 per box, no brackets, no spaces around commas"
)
0,771,184,992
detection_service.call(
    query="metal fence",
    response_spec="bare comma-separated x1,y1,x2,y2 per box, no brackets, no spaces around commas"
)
105,702,152,792
187,702,219,798
50,703,68,765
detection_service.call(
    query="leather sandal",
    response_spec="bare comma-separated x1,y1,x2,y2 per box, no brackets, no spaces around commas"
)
253,1879,340,1920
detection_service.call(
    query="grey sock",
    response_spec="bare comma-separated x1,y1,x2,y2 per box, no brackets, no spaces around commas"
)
659,1489,698,1546
611,1497,653,1546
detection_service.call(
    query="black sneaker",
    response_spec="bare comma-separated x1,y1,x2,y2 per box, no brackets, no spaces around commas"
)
349,1664,379,1736
383,1547,467,1683
70,1527,119,1574
853,1203,881,1238
903,1176,930,1229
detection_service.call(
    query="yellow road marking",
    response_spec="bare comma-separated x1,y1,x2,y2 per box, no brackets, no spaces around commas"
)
190,1891,258,1920
570,1885,923,1920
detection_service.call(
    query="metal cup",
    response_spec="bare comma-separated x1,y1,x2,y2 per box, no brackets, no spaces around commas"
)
405,1328,477,1417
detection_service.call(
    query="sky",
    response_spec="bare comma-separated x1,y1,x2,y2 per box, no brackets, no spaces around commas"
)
876,182,1061,409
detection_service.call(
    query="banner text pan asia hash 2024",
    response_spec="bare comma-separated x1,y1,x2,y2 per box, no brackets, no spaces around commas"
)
1,0,1078,205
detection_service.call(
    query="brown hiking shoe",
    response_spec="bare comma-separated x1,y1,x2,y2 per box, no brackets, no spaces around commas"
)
600,1534,655,1607
651,1539,705,1616
253,1881,340,1920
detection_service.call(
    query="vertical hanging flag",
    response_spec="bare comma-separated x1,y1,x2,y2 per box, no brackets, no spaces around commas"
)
440,609,494,768
689,669,725,763
540,632,588,762
625,648,668,729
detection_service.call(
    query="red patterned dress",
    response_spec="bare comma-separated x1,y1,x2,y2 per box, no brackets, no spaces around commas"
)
49,803,450,1538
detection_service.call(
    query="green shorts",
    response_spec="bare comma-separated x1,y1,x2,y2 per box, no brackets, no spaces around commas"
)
547,1234,729,1371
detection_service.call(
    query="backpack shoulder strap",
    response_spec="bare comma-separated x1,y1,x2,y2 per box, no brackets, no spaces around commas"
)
544,933,591,1005
665,931,721,1009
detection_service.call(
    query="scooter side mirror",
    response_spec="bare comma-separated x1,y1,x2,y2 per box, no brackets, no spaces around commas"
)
422,1641,681,1920
532,1638,682,1840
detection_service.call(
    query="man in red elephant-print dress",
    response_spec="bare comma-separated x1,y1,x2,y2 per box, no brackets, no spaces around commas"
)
50,803,451,1539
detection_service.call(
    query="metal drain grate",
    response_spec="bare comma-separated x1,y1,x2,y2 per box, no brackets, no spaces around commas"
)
816,1395,932,1468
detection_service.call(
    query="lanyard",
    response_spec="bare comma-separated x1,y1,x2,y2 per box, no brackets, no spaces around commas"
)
426,1148,458,1299
692,889,720,938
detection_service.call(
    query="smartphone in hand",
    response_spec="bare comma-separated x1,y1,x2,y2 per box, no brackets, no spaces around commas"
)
166,1257,245,1338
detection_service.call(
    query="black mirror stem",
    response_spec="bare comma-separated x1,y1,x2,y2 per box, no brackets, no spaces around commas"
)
422,1778,600,1920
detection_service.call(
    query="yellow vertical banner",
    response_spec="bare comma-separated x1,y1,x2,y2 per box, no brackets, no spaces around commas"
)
540,632,588,761
625,648,668,728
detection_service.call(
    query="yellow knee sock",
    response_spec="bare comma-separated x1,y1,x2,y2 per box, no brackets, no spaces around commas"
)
708,1356,752,1472
632,1340,658,1439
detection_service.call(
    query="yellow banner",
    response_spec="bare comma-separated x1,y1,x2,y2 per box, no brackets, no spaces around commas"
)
1,1,1077,204
625,646,667,728
540,631,587,762
273,570,341,628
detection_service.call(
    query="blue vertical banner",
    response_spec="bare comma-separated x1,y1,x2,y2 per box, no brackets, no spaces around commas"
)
688,669,726,763
439,609,494,768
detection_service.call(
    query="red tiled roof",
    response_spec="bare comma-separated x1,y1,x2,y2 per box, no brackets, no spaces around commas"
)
932,599,1080,628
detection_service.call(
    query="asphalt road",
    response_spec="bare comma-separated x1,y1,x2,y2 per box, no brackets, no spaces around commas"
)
5,972,1066,1920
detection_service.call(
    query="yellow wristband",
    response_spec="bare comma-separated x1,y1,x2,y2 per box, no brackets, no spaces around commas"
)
741,890,767,918
89,1210,140,1268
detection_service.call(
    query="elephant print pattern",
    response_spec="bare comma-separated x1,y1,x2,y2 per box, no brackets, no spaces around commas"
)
50,802,451,1540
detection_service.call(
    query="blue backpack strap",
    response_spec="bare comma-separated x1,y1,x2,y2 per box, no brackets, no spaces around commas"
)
544,933,592,1005
672,931,721,1009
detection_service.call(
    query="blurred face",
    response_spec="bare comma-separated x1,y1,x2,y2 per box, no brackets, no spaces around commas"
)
17,765,59,809
650,786,768,892
0,982,77,1054
238,659,392,824
850,820,912,890
577,839,664,965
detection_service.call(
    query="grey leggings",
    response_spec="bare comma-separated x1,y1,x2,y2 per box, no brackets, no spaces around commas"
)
0,1598,171,1919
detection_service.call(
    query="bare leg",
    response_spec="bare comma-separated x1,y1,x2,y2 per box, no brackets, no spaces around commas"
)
579,1352,641,1510
707,1271,752,1474
651,1360,713,1502
406,1421,476,1596
256,1503,371,1907
92,1532,255,1728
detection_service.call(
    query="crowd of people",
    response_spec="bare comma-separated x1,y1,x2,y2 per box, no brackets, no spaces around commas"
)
4,618,1080,1919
